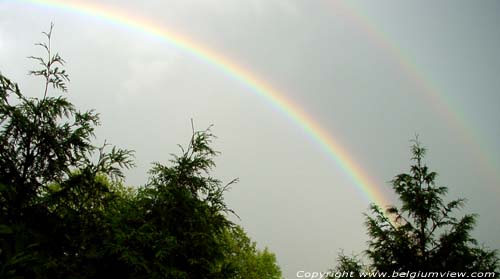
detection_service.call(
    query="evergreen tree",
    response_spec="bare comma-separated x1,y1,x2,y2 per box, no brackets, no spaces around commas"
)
330,139,498,277
0,23,134,278
0,25,282,279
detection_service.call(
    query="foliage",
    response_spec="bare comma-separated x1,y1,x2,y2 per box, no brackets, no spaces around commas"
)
330,139,499,277
221,226,282,279
0,23,133,279
0,25,281,278
327,252,369,279
101,127,238,279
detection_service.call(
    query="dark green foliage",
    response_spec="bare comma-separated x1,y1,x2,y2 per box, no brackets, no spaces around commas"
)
331,139,498,276
0,25,281,279
0,25,133,278
28,23,69,96
327,252,368,279
102,128,237,279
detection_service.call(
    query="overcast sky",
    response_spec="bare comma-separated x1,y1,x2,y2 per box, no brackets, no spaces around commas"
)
1,0,499,277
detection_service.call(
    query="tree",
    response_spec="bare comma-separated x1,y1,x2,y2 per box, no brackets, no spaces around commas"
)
327,252,369,279
1,25,282,279
101,126,238,279
330,139,498,277
0,23,134,278
221,226,282,279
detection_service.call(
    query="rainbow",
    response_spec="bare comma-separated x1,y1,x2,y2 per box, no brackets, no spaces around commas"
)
15,0,394,207
329,1,499,183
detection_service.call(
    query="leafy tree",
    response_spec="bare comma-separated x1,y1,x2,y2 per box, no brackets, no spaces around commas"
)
330,139,498,277
221,226,282,279
1,25,282,279
100,127,238,279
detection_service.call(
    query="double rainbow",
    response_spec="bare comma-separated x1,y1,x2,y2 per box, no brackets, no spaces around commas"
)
17,0,413,209
330,1,499,181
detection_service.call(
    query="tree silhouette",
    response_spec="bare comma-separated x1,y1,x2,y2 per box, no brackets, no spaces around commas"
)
330,139,498,277
0,25,282,279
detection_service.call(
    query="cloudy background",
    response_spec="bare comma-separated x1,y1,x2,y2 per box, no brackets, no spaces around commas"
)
1,0,499,277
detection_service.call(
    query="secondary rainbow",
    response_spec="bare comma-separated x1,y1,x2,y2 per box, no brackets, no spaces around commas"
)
328,1,499,183
19,0,391,207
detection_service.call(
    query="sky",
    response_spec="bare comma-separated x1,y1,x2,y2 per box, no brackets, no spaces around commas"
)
1,0,499,277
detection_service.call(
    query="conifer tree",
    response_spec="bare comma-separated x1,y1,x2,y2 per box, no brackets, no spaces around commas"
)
1,25,282,279
331,139,498,277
